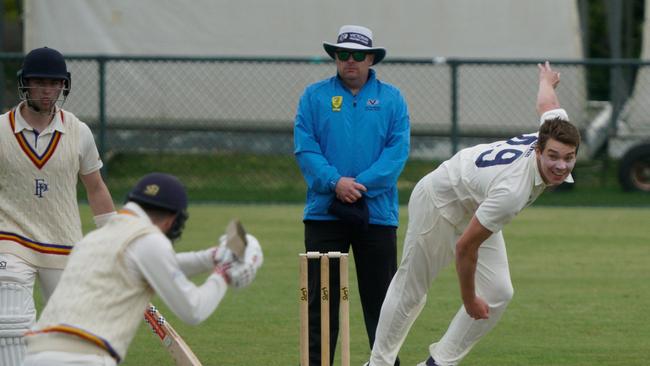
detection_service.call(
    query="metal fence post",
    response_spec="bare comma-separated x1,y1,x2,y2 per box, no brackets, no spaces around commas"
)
0,4,4,112
98,56,108,176
449,60,459,155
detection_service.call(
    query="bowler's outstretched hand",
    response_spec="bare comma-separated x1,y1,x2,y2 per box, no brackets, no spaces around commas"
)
538,61,560,89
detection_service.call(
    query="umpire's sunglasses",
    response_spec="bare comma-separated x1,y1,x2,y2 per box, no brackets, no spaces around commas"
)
336,50,368,62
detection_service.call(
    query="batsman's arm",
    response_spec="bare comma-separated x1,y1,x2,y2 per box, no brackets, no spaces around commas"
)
80,170,115,216
176,249,215,277
125,232,228,325
175,218,249,276
79,122,116,222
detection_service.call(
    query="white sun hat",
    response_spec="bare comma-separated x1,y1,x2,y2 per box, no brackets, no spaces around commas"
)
323,25,387,65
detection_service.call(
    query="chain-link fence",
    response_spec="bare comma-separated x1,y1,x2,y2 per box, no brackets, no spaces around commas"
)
2,55,649,201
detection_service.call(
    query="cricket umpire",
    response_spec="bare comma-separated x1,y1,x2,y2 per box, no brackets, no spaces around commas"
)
22,173,263,366
294,25,410,365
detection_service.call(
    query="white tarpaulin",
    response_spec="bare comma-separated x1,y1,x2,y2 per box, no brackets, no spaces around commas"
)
25,0,581,58
23,0,586,145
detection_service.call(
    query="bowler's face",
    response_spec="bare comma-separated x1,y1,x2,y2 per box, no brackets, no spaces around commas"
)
536,138,577,186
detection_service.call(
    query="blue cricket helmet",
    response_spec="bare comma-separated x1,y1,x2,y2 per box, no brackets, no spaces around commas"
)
17,47,71,96
127,173,189,241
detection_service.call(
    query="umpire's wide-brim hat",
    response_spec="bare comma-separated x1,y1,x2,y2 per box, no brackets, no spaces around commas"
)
323,25,386,65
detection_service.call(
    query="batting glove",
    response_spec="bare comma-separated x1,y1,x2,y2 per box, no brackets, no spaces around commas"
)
224,234,263,289
213,234,235,265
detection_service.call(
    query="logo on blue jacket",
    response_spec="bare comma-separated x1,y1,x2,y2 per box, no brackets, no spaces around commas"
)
332,96,343,112
366,99,380,111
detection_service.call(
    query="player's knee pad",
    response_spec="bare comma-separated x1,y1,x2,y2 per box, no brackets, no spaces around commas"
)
0,282,36,366
0,281,36,337
0,336,26,366
0,282,35,365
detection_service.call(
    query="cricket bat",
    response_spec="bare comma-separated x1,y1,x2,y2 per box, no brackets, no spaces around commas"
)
225,219,248,259
144,304,203,366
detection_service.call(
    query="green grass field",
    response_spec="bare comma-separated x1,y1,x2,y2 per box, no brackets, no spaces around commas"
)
51,204,648,366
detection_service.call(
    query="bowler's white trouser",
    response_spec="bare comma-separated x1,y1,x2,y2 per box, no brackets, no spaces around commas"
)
0,253,63,366
370,174,514,366
23,351,116,366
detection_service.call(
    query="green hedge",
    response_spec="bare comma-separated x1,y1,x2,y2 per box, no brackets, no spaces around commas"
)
82,152,650,207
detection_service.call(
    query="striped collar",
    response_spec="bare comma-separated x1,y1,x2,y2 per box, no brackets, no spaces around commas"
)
8,106,64,170
12,102,66,134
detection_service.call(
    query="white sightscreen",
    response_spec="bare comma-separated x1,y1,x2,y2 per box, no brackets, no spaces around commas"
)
24,0,586,137
25,0,582,58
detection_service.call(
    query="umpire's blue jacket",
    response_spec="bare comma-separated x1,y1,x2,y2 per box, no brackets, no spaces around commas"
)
294,69,410,227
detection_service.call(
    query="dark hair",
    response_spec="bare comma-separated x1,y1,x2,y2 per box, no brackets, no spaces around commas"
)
537,118,581,153
136,201,176,220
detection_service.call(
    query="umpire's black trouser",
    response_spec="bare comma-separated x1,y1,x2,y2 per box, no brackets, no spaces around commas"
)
304,220,400,366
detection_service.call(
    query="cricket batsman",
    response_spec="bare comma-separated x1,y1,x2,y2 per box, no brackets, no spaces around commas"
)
0,47,115,365
22,173,263,366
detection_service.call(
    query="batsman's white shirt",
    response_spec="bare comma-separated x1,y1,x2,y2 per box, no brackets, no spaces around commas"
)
9,102,102,174
25,202,227,364
0,103,102,269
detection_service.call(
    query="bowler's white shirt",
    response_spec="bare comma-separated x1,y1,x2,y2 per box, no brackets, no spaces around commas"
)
427,108,572,233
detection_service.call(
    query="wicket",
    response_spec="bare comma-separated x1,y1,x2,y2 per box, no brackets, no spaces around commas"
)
299,251,350,366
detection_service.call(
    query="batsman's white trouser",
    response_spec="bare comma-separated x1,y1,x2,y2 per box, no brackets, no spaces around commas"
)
370,175,514,366
0,253,63,366
23,351,116,366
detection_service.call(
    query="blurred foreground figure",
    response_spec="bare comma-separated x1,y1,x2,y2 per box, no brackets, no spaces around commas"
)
23,173,263,366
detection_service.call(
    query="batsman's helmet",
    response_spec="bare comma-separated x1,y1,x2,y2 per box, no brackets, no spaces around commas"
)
17,47,71,96
127,173,189,241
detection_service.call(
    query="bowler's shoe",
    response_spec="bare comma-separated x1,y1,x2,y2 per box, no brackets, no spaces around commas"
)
416,356,439,366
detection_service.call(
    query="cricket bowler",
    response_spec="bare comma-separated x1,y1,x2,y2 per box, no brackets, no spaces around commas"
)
366,62,581,366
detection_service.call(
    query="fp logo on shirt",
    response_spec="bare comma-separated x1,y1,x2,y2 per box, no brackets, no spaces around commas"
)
331,96,343,112
34,178,49,198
